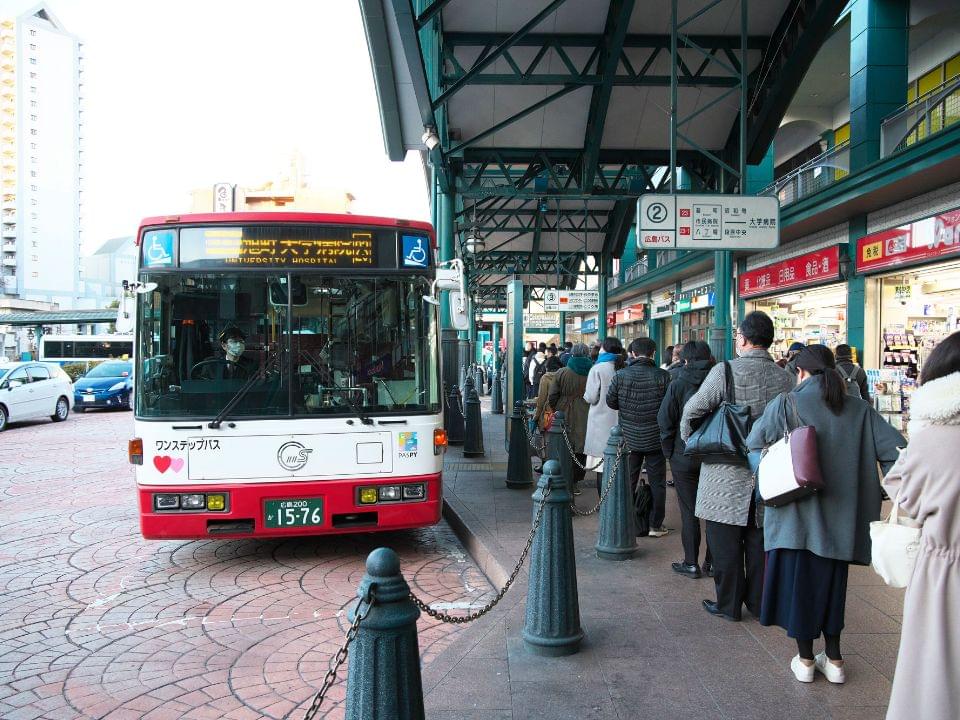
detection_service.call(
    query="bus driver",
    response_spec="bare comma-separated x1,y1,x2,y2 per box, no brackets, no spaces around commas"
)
194,326,256,380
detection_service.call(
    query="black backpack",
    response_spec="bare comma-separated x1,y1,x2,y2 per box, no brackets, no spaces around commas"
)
531,357,547,391
837,364,863,399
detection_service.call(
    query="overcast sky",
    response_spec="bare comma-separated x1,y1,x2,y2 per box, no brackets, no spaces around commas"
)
28,0,431,251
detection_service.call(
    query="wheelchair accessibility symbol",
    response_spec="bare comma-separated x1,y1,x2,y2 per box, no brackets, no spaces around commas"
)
143,231,174,267
402,235,430,268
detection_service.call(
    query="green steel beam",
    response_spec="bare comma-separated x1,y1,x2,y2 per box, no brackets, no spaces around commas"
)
443,32,768,49
415,0,456,29
440,74,739,87
581,0,636,191
740,0,848,164
530,208,545,275
431,0,569,109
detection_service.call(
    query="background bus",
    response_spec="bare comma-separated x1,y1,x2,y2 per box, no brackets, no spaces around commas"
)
129,212,450,540
40,334,134,365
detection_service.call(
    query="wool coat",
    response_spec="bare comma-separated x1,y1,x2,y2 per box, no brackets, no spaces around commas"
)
548,364,591,453
882,370,960,720
583,359,619,457
680,349,794,526
746,375,905,565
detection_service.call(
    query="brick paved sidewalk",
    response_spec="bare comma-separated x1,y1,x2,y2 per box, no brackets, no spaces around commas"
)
0,410,495,720
430,397,905,720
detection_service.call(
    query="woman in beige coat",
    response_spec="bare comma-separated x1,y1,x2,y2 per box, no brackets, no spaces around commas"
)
548,343,593,494
883,332,960,720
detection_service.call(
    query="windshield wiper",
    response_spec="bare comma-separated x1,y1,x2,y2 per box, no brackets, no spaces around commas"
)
208,351,281,429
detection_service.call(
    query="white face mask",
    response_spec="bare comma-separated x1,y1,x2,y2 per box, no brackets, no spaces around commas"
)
226,340,245,356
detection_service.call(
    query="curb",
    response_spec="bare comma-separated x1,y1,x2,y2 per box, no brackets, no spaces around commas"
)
440,494,514,589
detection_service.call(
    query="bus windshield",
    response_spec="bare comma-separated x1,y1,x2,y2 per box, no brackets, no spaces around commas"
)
135,272,440,419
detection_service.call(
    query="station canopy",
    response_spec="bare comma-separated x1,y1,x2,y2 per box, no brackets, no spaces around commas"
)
360,0,846,307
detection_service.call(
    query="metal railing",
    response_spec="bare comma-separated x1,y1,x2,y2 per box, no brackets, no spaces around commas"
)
881,76,960,157
760,141,850,206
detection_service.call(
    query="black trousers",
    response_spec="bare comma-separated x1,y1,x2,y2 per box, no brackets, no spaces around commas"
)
628,450,666,529
670,460,712,567
572,453,586,487
704,498,763,620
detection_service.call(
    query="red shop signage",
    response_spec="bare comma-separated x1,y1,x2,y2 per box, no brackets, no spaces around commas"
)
856,209,960,273
738,246,841,299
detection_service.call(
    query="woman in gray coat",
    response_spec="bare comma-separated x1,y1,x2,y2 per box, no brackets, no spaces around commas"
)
746,345,904,685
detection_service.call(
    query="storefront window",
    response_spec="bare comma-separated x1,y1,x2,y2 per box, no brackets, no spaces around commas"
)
874,260,960,434
680,309,714,342
747,284,847,361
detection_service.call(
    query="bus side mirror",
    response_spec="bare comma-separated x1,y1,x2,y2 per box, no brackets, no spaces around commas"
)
449,292,470,331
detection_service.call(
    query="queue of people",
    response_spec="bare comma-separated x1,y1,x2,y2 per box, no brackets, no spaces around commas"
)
519,314,959,716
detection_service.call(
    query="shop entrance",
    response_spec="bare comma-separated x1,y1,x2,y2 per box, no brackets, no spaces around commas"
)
746,283,848,362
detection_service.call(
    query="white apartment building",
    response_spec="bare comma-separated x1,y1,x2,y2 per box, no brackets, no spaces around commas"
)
1,4,83,307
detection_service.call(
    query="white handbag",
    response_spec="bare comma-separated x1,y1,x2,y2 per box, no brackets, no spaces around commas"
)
757,395,825,507
869,492,921,588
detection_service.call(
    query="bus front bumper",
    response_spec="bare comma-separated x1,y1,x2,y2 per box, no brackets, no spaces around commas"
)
137,473,442,539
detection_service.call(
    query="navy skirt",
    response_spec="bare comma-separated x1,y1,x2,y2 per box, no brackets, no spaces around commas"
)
759,549,849,640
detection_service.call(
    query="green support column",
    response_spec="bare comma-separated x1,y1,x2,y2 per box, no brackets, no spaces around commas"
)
491,322,500,374
736,257,747,330
849,0,908,171
711,252,733,362
847,215,867,355
439,190,458,396
598,254,610,342
746,145,775,196
505,279,525,447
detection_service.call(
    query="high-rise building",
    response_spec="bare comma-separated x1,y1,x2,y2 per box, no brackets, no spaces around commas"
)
1,3,83,307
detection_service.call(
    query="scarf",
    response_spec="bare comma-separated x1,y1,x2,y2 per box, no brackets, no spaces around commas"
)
566,356,593,377
598,351,618,363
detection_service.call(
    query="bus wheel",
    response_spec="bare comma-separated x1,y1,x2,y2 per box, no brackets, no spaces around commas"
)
52,397,69,422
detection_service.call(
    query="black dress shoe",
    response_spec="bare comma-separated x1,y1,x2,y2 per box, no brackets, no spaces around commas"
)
702,599,740,621
671,561,701,579
702,562,714,577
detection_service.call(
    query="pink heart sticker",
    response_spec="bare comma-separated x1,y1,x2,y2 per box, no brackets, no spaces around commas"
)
170,458,184,473
153,456,172,473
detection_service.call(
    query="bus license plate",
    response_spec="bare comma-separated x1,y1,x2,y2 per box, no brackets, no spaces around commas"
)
264,498,324,529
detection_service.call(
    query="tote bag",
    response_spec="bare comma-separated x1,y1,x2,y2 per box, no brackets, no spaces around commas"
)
684,361,752,464
869,492,921,588
757,394,825,507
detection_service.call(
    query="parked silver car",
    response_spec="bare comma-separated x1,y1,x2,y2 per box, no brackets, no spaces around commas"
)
0,361,73,431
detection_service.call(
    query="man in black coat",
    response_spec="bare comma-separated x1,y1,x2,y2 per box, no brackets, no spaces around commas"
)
606,337,671,537
834,344,870,400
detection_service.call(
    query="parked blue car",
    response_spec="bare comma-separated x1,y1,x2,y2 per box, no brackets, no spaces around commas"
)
73,360,133,412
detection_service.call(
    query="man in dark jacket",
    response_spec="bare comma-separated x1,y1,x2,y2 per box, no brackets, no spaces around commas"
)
658,341,714,577
606,337,671,536
834,344,870,400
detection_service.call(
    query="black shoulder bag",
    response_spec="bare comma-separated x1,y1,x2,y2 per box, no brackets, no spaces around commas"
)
683,361,752,465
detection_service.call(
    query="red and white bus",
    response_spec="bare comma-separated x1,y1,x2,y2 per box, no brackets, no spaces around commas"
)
127,212,453,539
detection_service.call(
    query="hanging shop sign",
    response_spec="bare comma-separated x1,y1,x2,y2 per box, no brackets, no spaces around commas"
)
856,209,960,273
606,312,617,327
615,303,645,324
543,289,600,312
580,317,598,333
524,313,561,330
638,194,780,251
738,245,841,299
650,300,674,319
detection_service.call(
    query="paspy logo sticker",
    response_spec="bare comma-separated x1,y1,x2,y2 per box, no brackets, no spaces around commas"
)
398,432,418,458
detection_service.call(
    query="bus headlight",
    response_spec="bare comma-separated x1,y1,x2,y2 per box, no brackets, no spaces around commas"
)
359,487,378,504
378,485,401,501
181,494,206,510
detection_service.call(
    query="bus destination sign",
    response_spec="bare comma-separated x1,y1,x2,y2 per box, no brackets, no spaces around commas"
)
178,227,376,268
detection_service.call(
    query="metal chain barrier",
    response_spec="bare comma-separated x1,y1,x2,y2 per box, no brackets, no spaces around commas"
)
569,442,625,517
410,485,552,624
560,424,605,472
518,404,547,458
300,588,376,720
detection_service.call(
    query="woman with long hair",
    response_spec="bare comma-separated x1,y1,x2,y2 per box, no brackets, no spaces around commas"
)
883,332,960,720
583,336,624,491
746,344,905,684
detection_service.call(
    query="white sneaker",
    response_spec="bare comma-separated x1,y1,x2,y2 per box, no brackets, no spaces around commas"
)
648,526,671,538
814,652,846,684
791,655,815,683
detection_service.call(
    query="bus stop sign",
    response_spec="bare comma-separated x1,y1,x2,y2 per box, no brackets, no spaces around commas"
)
638,194,780,251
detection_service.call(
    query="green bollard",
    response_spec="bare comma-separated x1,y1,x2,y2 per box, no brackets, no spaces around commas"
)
594,426,637,560
545,410,574,496
490,371,503,415
447,386,465,445
505,401,533,488
522,460,583,656
463,377,485,458
345,548,424,720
